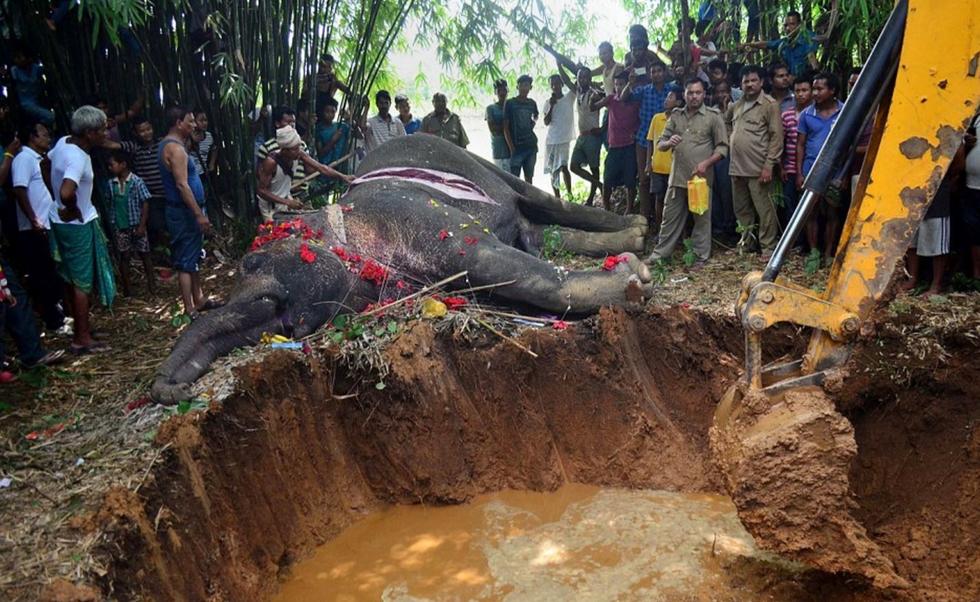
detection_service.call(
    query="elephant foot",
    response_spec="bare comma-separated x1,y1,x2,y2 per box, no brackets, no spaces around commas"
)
614,252,652,283
151,379,195,406
627,214,649,234
625,274,653,304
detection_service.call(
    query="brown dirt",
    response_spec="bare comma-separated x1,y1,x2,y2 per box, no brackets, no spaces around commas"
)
8,258,979,601
840,312,980,602
88,306,775,600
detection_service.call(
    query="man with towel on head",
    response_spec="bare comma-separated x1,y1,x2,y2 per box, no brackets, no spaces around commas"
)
256,125,354,222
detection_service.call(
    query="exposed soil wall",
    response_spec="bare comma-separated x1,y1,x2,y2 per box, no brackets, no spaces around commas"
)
89,307,753,601
842,324,980,602
78,305,980,602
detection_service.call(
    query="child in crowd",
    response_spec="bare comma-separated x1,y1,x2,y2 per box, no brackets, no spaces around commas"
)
107,150,155,296
591,69,640,213
314,97,351,189
543,68,576,199
646,85,684,236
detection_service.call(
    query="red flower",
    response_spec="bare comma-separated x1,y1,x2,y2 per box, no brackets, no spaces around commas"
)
125,397,151,413
396,280,410,290
602,255,627,271
299,243,316,264
458,249,466,256
331,246,349,261
442,296,468,310
552,320,569,330
464,236,479,245
359,260,390,285
438,229,450,241
341,204,353,213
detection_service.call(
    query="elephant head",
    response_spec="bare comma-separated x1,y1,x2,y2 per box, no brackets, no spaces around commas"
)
151,239,358,404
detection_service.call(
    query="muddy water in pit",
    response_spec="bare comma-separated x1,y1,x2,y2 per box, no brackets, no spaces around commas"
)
274,484,802,601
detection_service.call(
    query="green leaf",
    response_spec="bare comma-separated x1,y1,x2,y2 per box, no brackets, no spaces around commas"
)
386,320,399,334
804,249,822,275
373,327,387,337
375,381,386,390
329,331,345,344
0,402,11,413
177,400,192,414
332,314,349,329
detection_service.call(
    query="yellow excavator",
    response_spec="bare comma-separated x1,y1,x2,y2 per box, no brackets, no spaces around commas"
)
712,0,980,589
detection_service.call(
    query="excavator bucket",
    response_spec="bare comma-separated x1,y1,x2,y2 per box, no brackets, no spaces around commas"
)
711,385,905,588
711,0,980,588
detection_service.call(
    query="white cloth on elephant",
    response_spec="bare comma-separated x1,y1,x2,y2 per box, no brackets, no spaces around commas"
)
348,167,499,206
543,142,571,190
257,158,294,222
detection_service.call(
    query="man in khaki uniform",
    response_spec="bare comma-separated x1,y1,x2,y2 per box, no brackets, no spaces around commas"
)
421,93,469,149
726,64,784,258
647,78,728,265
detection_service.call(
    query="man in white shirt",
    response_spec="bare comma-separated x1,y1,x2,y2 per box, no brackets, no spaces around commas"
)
10,121,64,330
48,105,116,354
363,90,406,153
543,67,577,198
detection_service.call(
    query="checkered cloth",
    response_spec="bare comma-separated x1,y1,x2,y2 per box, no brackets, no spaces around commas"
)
632,84,669,149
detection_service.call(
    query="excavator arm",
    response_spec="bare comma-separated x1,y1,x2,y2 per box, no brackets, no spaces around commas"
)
712,0,980,588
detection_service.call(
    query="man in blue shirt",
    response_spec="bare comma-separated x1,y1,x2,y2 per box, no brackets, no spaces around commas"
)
626,61,669,220
796,72,843,262
395,95,422,135
743,11,821,79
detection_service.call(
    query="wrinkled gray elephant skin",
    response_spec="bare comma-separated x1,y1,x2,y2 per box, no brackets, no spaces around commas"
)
152,135,651,404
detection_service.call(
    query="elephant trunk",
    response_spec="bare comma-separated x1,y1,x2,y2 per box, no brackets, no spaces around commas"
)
151,285,284,404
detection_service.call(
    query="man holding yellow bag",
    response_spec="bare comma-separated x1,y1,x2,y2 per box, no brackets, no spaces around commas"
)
645,78,728,266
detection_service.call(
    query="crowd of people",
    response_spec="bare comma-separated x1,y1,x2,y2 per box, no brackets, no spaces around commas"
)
1,6,979,387
481,10,979,287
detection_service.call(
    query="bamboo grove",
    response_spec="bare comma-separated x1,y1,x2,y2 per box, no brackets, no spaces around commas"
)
1,0,415,232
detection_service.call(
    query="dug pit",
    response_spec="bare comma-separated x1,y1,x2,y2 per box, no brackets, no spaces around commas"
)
83,306,980,601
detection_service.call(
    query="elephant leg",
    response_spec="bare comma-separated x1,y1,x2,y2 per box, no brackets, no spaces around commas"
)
527,224,646,258
513,180,648,234
348,198,653,315
463,241,652,314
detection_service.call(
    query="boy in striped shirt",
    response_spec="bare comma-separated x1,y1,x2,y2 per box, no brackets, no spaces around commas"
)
107,150,155,296
780,78,812,227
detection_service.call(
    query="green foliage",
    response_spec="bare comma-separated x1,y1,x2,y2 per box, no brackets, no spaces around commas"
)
17,367,72,389
163,398,209,416
328,314,400,345
804,248,822,275
541,225,573,262
169,303,192,328
413,0,597,103
649,259,670,284
681,238,697,267
951,273,980,293
76,0,151,48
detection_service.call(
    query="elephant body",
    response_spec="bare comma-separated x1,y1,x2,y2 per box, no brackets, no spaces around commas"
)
152,135,651,403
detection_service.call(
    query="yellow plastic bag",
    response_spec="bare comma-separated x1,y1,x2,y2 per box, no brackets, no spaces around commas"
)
420,297,447,319
687,176,710,215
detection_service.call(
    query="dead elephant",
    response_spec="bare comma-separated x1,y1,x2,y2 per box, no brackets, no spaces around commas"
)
151,134,652,403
